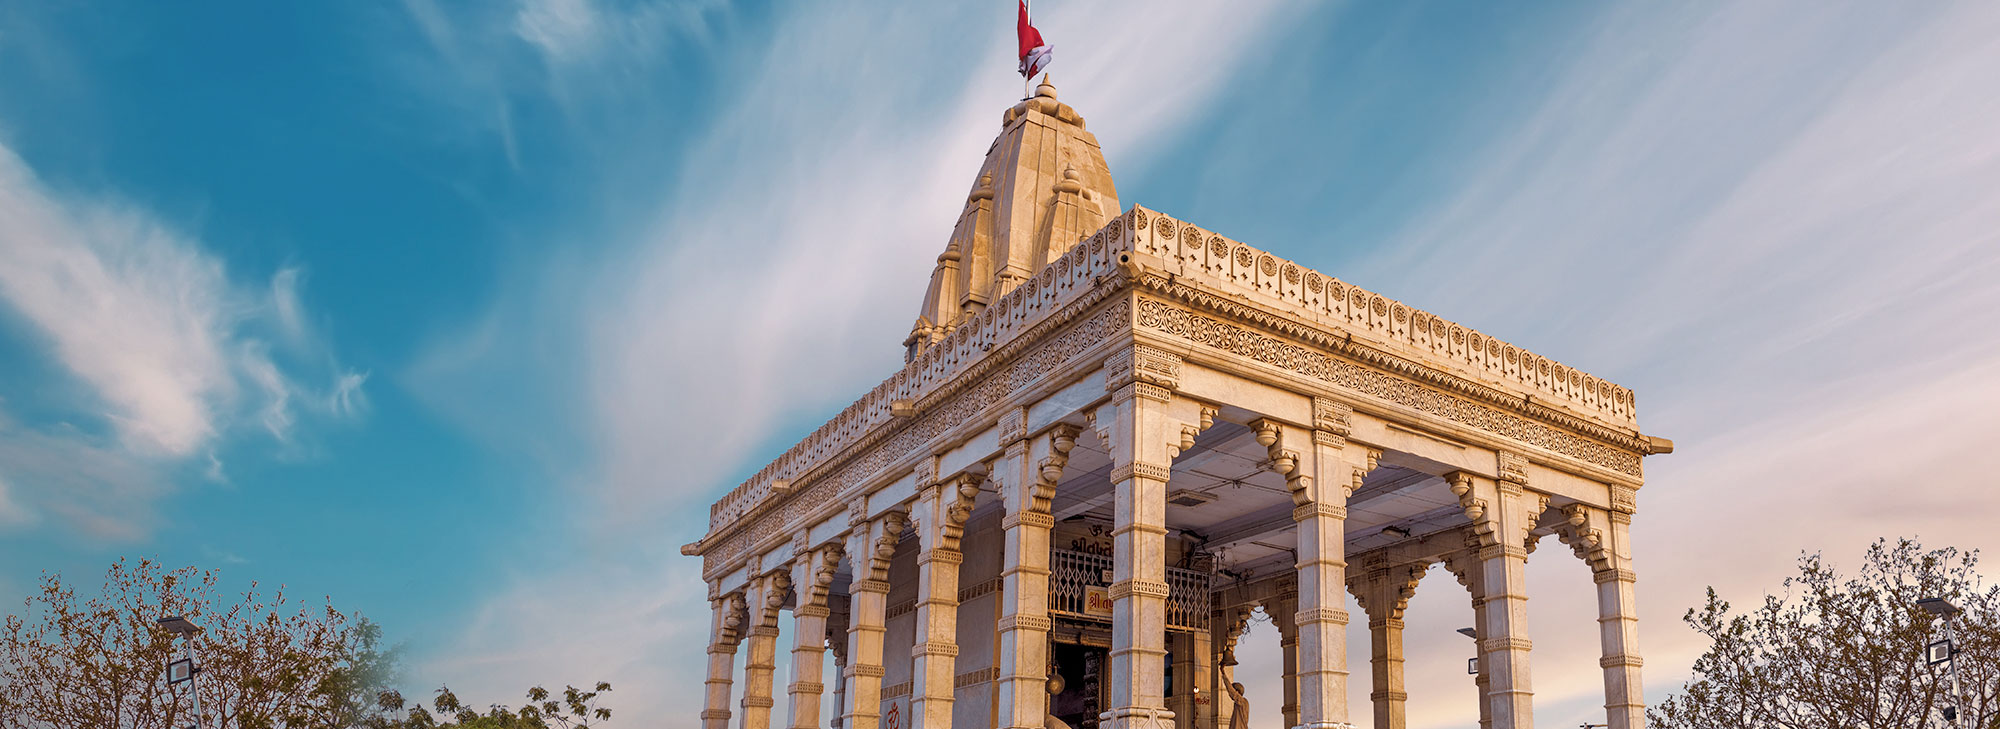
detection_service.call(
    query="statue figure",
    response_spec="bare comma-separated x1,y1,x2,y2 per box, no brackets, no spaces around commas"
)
1221,664,1250,729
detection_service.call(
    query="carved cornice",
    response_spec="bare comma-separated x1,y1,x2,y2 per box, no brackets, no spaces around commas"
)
698,296,1132,579
1124,205,1640,428
1132,290,1651,476
698,214,1141,544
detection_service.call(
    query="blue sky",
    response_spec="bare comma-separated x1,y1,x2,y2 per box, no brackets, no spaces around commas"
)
2,1,1998,727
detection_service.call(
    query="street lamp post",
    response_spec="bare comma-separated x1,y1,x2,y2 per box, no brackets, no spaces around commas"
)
1917,597,1966,729
158,616,204,729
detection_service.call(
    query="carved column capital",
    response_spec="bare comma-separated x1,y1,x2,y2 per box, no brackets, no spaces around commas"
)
1104,344,1182,392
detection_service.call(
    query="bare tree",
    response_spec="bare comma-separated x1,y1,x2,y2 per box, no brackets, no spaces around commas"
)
1651,538,1999,729
375,683,613,729
0,558,396,729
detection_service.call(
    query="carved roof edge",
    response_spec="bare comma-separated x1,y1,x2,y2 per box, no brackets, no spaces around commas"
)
1119,206,1640,432
688,209,1145,550
687,205,1655,558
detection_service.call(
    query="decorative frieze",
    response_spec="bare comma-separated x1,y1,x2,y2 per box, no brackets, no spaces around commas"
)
1480,637,1534,653
957,578,1001,603
998,615,1052,632
1294,502,1345,522
699,297,1132,577
955,667,1000,688
1109,462,1172,483
1108,579,1172,600
1295,607,1350,626
1134,297,1644,477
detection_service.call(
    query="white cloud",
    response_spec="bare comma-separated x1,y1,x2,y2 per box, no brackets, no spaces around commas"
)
410,0,1312,718
0,142,364,538
413,0,2000,724
0,473,34,528
1274,2,2000,727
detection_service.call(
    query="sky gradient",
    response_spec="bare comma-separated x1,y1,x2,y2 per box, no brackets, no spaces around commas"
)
2,1,1997,727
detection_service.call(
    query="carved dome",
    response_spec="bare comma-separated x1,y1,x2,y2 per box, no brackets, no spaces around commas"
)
905,79,1120,360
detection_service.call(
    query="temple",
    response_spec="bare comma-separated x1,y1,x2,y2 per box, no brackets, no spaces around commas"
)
683,79,1671,729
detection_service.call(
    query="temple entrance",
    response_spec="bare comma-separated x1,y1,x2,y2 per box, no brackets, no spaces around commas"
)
1050,639,1109,728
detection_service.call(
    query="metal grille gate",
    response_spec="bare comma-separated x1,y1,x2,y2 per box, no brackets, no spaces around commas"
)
1048,548,1211,633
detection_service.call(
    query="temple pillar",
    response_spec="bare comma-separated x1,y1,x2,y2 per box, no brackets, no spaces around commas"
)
1556,497,1645,729
703,590,748,729
842,511,907,729
1596,505,1645,729
997,420,1075,728
1450,452,1548,729
1289,398,1376,729
1443,537,1493,729
1472,596,1493,729
828,596,852,729
912,467,979,728
786,544,843,729
1350,562,1424,729
1096,347,1178,729
1269,594,1300,729
741,570,791,729
1168,628,1213,729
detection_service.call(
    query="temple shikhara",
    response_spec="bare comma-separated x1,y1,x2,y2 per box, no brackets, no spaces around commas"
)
684,79,1671,729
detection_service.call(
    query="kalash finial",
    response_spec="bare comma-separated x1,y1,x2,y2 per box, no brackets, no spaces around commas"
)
1036,75,1057,100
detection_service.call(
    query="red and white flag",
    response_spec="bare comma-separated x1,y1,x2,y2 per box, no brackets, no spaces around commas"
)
1017,0,1052,79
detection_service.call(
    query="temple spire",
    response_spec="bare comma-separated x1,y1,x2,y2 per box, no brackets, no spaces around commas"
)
905,79,1119,361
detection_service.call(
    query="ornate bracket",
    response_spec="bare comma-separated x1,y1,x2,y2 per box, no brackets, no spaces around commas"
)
795,544,846,612
1448,472,1495,547
754,571,792,630
1168,404,1221,459
930,468,986,551
861,511,908,584
1555,503,1611,571
1030,425,1081,514
713,592,749,649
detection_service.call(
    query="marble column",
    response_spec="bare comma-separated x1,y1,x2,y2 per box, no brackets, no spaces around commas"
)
787,545,843,729
843,512,906,729
1268,594,1300,729
1443,540,1492,729
1098,376,1176,729
912,468,978,728
1472,596,1493,729
1351,563,1424,729
998,422,1074,729
829,595,850,729
1291,398,1375,729
741,571,791,729
1450,455,1546,729
1168,628,1214,729
703,591,748,729
1573,498,1644,729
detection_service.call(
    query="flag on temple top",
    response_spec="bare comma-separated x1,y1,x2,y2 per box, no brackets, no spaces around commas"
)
1017,0,1052,79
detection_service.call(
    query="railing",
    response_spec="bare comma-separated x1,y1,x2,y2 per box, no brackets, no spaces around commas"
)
1049,548,1212,633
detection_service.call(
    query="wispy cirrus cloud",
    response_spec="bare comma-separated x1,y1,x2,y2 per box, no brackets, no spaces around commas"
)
1310,2,2000,726
401,0,1312,717
0,142,365,539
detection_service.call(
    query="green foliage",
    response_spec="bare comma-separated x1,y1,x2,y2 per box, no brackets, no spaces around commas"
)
1650,538,2000,729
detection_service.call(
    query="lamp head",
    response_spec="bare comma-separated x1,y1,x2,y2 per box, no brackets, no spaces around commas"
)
1917,597,1962,619
157,616,199,635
